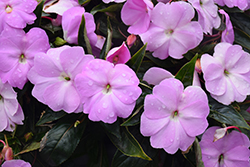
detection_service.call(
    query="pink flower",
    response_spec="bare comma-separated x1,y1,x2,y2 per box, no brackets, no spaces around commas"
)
140,78,209,154
0,0,37,32
0,79,24,132
106,42,131,65
214,0,250,10
75,59,142,124
43,0,80,16
140,2,203,59
200,126,250,167
0,28,50,89
2,159,31,167
27,46,94,113
62,6,97,46
188,0,221,34
103,0,126,3
219,9,234,44
200,42,250,105
121,0,153,34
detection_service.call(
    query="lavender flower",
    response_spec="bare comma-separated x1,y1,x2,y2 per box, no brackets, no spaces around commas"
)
219,9,234,44
75,59,142,124
0,0,37,32
103,0,126,3
201,42,250,105
0,28,50,89
121,0,153,34
27,45,94,113
200,126,250,167
2,159,31,167
140,78,209,154
140,2,203,59
0,79,24,132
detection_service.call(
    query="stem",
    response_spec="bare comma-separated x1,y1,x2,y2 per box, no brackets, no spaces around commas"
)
4,135,8,146
139,82,153,90
0,140,6,147
226,126,242,133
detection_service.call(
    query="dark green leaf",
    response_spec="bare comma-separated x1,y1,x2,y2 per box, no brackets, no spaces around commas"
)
127,44,147,73
194,138,204,167
15,142,40,156
101,120,151,161
234,28,250,51
91,3,123,15
40,114,87,166
175,54,198,87
78,14,93,54
78,0,91,5
36,109,66,126
111,150,150,167
99,17,113,59
209,97,250,130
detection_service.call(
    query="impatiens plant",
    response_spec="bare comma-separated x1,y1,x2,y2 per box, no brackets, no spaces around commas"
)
201,42,250,105
75,59,142,123
200,126,250,167
28,45,94,113
0,27,50,89
140,1,203,59
0,0,37,33
0,0,249,166
140,78,209,154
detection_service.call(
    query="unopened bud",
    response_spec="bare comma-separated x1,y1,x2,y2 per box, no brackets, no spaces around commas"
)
24,132,33,142
126,34,137,48
2,146,13,160
195,59,202,73
214,128,227,142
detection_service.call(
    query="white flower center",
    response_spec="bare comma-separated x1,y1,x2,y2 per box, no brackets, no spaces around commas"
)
5,5,13,13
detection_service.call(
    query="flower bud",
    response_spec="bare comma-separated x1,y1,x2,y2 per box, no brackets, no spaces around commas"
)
2,146,13,160
195,59,202,73
126,34,137,48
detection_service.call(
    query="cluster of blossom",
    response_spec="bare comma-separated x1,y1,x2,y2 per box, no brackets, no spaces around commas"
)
0,0,250,166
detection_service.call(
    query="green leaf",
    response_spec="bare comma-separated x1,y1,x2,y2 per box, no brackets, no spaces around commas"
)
101,120,151,161
209,97,250,130
40,114,87,166
194,138,205,167
127,44,147,73
111,150,150,167
99,17,113,59
175,54,198,87
36,108,66,126
15,142,40,156
78,0,91,5
91,3,123,15
78,14,93,54
234,28,250,51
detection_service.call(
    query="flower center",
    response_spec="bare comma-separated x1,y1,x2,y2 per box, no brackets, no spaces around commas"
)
5,5,13,13
60,73,71,81
171,110,179,120
19,54,27,64
113,55,119,64
0,95,2,101
165,29,174,36
218,154,224,164
102,83,112,94
224,69,229,75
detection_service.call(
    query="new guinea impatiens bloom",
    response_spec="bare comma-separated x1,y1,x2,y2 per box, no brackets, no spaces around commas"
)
0,0,37,33
219,9,234,44
140,78,209,154
27,45,94,113
188,0,221,34
62,6,97,46
214,0,250,10
0,27,50,89
106,42,131,65
121,0,153,34
2,159,31,167
75,59,142,124
143,67,174,85
140,2,203,59
201,42,250,105
0,79,24,132
200,126,250,167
